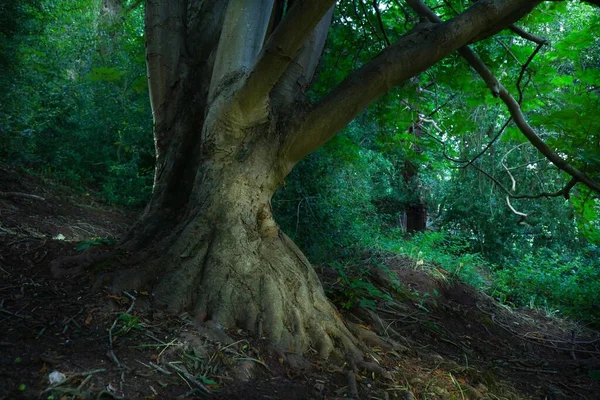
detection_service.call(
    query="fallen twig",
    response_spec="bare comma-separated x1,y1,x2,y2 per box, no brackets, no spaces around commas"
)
136,359,173,376
168,362,211,394
42,368,107,393
0,307,32,319
109,291,137,348
77,374,93,391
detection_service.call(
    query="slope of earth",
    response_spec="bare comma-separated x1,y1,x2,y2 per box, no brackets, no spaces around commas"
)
1,164,599,400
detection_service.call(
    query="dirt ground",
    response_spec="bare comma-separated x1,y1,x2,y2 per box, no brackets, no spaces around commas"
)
1,164,600,400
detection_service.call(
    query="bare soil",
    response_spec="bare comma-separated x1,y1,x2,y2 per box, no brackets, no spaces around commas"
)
1,164,599,399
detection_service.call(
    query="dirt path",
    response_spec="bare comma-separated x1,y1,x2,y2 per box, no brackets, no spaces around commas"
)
1,165,599,399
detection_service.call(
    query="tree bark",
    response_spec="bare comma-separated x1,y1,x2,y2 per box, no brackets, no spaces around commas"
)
116,115,358,357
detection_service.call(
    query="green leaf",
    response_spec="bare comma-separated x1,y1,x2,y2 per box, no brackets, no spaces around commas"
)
87,66,125,82
550,75,573,87
199,376,218,385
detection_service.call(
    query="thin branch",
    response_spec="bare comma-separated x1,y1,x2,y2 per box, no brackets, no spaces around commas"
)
495,38,522,65
427,94,456,117
357,0,385,45
392,0,414,31
406,0,600,195
424,122,579,200
470,163,577,200
373,0,392,46
460,117,512,169
501,143,528,192
516,42,545,104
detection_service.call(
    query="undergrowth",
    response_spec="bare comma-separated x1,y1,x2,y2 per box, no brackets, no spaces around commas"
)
327,229,600,328
381,231,600,327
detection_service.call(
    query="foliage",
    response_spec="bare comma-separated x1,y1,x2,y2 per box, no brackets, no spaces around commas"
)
326,261,394,311
378,230,491,289
0,0,152,206
492,247,600,326
274,121,389,261
114,312,141,336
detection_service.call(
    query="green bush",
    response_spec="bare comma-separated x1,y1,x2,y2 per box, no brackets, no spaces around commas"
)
493,248,600,326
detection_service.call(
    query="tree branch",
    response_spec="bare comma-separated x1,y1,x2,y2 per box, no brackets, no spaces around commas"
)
373,0,392,46
460,117,512,169
469,164,577,200
516,41,545,103
509,24,547,45
235,0,336,122
208,0,275,103
406,0,600,195
283,0,539,167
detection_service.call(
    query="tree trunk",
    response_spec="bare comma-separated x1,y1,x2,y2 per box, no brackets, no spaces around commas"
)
402,121,427,233
102,0,364,357
115,97,358,356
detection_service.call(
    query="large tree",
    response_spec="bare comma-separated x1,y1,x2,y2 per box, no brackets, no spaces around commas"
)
99,0,600,357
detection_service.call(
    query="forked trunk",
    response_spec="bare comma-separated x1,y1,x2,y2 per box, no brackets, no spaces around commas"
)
111,0,543,358
109,0,363,356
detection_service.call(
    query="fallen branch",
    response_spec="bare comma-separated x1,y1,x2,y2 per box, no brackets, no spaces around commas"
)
0,191,45,201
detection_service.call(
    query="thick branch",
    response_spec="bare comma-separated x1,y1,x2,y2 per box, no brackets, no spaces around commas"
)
283,0,539,166
235,0,336,121
408,0,600,195
208,0,275,102
186,1,228,70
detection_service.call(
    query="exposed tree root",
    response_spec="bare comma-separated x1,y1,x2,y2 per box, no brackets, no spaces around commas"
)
49,207,403,366
50,250,116,279
108,218,369,360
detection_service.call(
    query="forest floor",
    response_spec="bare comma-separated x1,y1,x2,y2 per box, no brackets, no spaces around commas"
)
1,163,600,400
